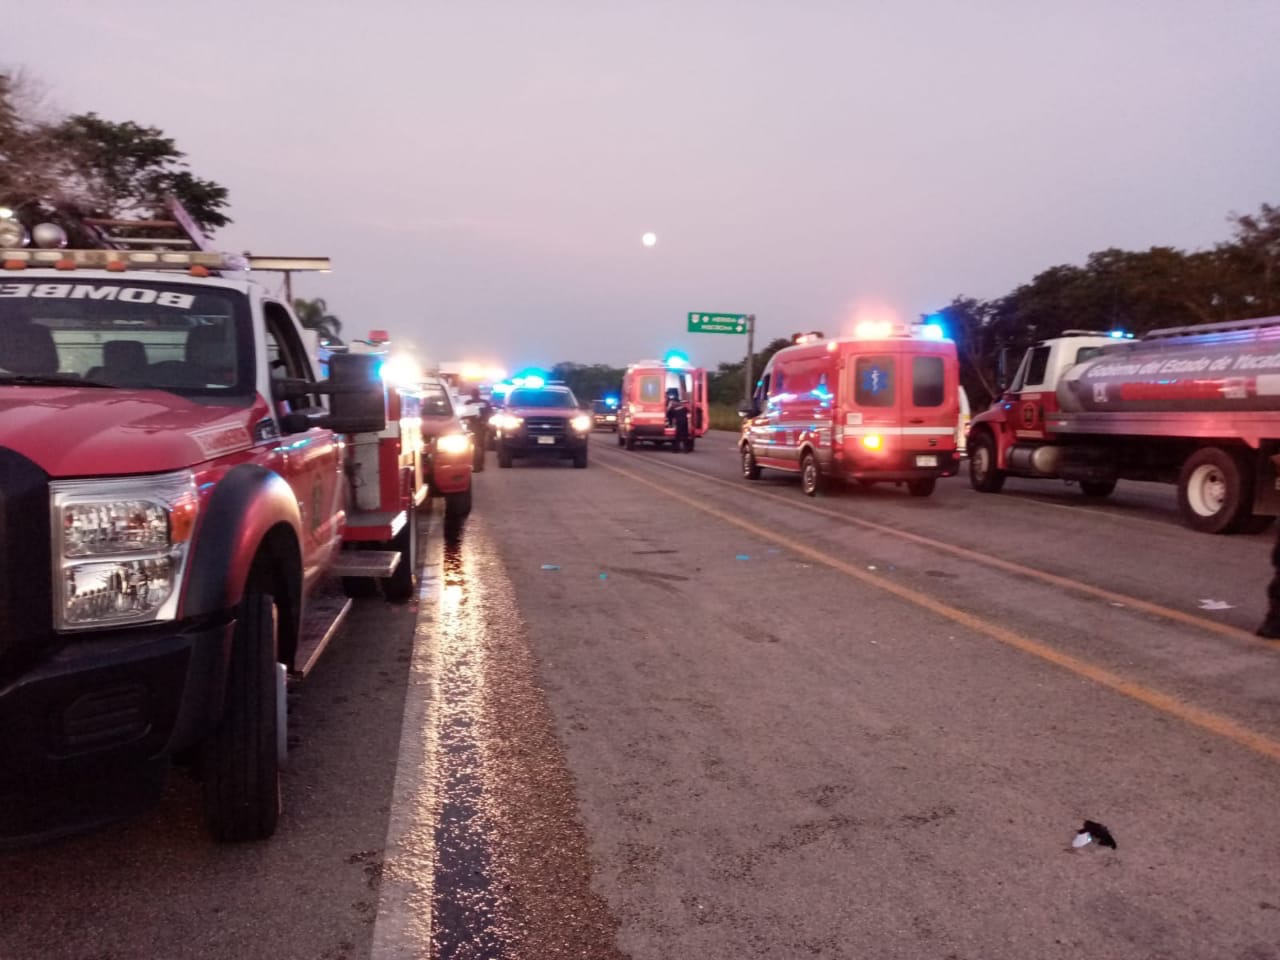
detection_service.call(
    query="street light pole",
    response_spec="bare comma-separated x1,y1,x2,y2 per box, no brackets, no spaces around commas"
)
743,313,756,403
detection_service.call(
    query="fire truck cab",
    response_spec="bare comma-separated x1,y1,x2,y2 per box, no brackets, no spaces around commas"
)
617,356,709,451
739,325,961,497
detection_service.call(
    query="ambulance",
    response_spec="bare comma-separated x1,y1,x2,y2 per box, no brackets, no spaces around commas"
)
738,323,961,496
617,353,709,451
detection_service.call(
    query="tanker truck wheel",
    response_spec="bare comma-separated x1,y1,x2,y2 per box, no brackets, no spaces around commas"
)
1177,447,1253,534
969,432,1005,493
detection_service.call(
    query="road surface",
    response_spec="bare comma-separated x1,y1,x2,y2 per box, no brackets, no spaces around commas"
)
3,432,1279,959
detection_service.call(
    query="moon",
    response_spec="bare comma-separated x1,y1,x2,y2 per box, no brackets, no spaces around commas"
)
642,232,658,247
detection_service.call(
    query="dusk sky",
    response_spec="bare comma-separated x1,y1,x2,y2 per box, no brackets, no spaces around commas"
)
7,1,1279,372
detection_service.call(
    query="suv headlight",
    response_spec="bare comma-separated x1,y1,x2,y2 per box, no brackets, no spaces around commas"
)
51,471,199,631
571,414,592,432
437,432,472,455
491,413,523,430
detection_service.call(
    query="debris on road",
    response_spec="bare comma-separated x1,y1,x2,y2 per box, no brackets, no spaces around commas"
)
736,554,751,561
1198,599,1234,611
1073,820,1117,849
541,564,561,571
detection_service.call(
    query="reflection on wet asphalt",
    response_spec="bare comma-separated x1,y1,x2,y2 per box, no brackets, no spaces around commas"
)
430,524,507,959
423,512,627,960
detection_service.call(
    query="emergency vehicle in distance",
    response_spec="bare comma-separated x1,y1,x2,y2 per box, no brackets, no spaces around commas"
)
739,324,961,497
617,354,709,451
0,201,428,844
967,316,1280,533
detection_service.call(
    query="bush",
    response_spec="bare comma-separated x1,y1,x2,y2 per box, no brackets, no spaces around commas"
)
708,404,745,432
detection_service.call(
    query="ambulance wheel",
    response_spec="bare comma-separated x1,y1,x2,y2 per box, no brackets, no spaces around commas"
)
617,433,625,447
742,445,761,481
907,478,936,497
625,432,636,451
1177,447,1253,534
800,451,824,497
969,431,1005,493
383,505,418,603
498,448,514,468
1080,479,1116,499
203,591,282,842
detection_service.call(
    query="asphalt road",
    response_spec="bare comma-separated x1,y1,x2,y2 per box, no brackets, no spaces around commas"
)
4,432,1280,959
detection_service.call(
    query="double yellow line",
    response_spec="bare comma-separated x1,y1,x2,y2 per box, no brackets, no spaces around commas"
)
599,457,1280,763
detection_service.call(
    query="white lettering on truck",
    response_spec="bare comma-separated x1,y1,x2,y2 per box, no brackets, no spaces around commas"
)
0,283,195,309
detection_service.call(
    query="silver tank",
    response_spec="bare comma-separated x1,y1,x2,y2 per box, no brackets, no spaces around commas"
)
1057,319,1280,413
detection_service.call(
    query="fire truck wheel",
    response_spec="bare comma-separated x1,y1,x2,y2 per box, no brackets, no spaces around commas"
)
383,506,418,603
800,451,825,497
445,487,473,519
969,431,1005,493
498,448,514,468
742,445,762,481
907,477,937,497
1178,447,1253,534
1080,479,1116,499
202,591,281,842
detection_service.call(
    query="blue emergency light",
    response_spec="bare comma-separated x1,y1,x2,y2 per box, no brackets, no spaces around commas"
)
664,350,690,369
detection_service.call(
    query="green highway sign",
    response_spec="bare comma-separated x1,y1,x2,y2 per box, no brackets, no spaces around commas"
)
688,312,748,334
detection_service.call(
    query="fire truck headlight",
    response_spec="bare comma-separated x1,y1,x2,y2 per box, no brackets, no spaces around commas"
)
436,433,472,456
571,414,592,433
51,471,199,631
861,434,883,450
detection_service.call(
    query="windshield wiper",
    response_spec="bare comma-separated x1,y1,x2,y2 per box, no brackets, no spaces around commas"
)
0,374,120,388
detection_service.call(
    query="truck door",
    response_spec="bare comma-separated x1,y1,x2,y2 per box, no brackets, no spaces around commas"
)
263,301,343,589
900,346,958,466
1012,344,1052,439
845,349,898,460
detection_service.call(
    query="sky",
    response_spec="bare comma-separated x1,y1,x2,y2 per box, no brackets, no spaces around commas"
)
6,1,1279,373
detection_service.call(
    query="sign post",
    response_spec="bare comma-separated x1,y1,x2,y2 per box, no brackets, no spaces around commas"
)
687,312,756,402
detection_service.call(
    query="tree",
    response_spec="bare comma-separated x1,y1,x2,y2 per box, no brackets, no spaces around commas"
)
47,112,230,233
549,362,626,401
293,298,343,343
707,337,792,405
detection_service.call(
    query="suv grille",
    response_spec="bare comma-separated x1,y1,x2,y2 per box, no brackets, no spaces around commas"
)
524,416,567,438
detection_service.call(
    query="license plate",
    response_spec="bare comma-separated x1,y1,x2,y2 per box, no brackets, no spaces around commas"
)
537,435,556,445
915,454,938,467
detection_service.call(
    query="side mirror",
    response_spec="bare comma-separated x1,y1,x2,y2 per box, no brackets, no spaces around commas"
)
996,346,1010,393
324,353,387,434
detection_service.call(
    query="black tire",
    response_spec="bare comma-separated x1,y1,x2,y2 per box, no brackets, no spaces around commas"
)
341,576,379,598
800,451,824,497
498,448,514,469
969,431,1006,493
445,487,473,519
573,449,588,469
617,432,625,447
1177,446,1253,534
907,477,937,497
383,505,418,603
742,445,761,480
203,592,281,842
625,432,636,451
1080,479,1116,499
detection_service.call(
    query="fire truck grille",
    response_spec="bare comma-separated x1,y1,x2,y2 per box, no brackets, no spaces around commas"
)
0,449,52,673
524,416,567,438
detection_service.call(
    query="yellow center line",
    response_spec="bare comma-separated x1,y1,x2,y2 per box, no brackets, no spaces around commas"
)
601,447,1275,649
599,458,1280,764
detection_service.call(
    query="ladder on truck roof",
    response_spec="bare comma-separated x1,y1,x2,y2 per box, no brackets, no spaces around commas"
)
1146,315,1280,341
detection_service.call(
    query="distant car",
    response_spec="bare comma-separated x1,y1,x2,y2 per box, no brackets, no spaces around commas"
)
591,399,619,431
418,377,475,517
491,385,591,468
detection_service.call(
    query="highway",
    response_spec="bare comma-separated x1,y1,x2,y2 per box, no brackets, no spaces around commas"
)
3,431,1280,959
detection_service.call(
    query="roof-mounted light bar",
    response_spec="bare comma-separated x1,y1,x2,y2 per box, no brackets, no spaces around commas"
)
0,248,249,272
246,256,332,272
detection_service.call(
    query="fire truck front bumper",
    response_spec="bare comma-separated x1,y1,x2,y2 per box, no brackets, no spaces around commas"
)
0,618,234,845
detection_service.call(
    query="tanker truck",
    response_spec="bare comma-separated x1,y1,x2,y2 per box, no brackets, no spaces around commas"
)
966,316,1280,533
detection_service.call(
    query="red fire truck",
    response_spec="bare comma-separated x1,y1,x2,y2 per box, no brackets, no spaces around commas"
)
967,317,1280,533
739,325,961,496
0,203,427,843
617,355,709,451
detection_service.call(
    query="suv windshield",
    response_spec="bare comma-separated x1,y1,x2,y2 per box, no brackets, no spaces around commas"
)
508,387,578,408
0,279,251,398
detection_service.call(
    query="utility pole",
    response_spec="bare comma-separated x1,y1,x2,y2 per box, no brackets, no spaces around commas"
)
743,313,756,402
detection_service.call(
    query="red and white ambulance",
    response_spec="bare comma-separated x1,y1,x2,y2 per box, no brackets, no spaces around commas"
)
617,355,709,451
739,324,961,496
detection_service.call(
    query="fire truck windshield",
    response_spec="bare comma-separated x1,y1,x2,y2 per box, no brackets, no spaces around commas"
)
0,279,252,399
